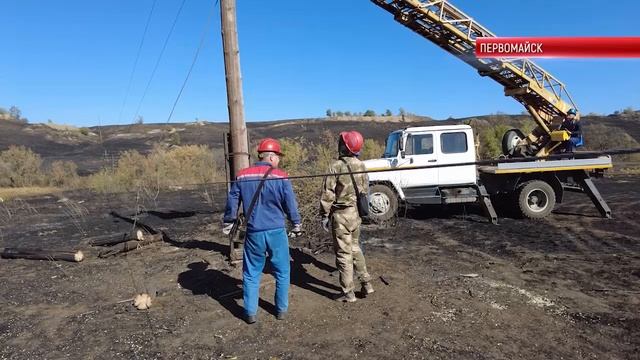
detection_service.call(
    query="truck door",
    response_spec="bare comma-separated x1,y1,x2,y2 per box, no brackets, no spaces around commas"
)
402,132,439,188
437,130,476,185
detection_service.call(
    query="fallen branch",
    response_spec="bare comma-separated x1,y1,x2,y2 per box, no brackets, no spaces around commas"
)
136,231,163,242
90,225,164,247
98,232,163,258
88,233,131,247
1,248,84,262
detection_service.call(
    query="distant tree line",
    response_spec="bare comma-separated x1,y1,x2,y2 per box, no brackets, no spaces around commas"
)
0,106,28,123
611,106,636,117
325,108,407,118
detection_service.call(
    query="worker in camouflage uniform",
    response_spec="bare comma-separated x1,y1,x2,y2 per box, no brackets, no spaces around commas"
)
320,131,374,302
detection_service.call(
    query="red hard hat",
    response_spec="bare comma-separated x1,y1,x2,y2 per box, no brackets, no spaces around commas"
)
340,131,364,154
257,138,282,155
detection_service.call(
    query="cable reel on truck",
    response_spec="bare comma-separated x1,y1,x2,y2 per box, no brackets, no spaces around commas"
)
502,129,528,157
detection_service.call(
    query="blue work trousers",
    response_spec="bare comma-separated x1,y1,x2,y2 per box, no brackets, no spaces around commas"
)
242,228,290,317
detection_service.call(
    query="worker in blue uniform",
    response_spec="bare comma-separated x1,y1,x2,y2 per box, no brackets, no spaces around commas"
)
560,108,583,153
223,138,302,324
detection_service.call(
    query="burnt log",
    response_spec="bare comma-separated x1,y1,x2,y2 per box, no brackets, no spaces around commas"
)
88,233,131,247
1,248,84,262
97,232,164,258
89,229,162,247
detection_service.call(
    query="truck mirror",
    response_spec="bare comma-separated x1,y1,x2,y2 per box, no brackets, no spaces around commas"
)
400,150,406,159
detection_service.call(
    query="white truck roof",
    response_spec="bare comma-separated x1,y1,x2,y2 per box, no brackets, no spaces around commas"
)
400,124,472,132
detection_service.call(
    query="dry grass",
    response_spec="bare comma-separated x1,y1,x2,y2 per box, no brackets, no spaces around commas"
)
87,144,225,194
0,186,60,201
612,163,640,175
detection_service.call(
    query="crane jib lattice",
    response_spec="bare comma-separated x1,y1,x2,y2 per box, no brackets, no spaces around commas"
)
371,0,578,123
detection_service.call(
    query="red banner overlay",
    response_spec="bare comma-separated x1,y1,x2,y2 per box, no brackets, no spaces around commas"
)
475,37,640,58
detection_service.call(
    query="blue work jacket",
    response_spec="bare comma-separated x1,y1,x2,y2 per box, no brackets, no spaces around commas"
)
223,162,301,232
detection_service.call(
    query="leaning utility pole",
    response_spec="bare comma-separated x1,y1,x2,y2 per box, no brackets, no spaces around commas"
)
220,0,249,178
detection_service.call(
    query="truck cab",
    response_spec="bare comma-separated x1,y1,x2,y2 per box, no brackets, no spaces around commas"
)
364,125,480,221
363,125,613,223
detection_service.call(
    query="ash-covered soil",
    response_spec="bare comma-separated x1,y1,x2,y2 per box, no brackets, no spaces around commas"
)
1,176,639,359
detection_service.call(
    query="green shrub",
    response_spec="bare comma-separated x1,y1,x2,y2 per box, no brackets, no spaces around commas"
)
0,146,45,187
86,169,117,193
360,139,384,160
49,160,80,188
478,124,511,159
279,137,309,173
86,144,224,193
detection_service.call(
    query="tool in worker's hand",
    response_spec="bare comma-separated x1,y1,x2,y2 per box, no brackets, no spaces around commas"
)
288,223,303,238
222,222,234,235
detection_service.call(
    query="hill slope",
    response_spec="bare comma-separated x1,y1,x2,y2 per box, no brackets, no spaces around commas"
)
0,112,638,174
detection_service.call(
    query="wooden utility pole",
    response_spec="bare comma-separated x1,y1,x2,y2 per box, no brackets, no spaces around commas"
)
220,0,249,177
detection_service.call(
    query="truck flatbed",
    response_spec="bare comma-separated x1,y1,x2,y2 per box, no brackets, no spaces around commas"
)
478,155,612,221
478,156,612,174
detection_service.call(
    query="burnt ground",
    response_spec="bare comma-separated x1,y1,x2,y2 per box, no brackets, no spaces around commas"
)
1,175,639,359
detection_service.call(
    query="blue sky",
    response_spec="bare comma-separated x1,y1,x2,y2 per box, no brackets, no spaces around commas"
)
2,0,639,126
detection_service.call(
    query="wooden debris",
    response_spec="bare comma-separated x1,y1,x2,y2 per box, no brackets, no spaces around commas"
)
133,293,152,310
460,273,480,278
97,232,163,258
88,233,130,247
89,228,161,247
1,248,84,262
136,230,163,242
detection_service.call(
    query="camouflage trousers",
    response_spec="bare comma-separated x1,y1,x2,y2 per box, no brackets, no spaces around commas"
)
331,207,371,294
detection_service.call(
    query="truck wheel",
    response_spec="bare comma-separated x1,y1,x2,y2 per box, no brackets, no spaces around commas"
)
368,184,398,223
517,180,556,219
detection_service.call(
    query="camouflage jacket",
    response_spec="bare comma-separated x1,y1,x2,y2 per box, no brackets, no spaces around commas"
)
320,156,369,217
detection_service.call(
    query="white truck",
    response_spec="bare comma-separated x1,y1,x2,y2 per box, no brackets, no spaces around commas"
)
364,125,613,223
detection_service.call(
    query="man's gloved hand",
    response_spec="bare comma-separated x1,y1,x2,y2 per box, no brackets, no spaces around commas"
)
321,217,330,232
222,222,234,235
289,223,303,238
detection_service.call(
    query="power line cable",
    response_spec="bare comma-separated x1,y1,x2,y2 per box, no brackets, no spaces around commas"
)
131,0,188,124
154,148,640,187
165,0,216,123
117,0,158,124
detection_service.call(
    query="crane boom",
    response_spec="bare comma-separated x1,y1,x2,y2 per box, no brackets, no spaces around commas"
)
371,0,578,156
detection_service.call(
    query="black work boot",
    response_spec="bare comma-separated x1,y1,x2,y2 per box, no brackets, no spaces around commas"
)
276,311,287,320
245,315,257,324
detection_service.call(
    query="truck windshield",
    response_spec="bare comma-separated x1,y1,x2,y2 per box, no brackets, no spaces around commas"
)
383,132,401,158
